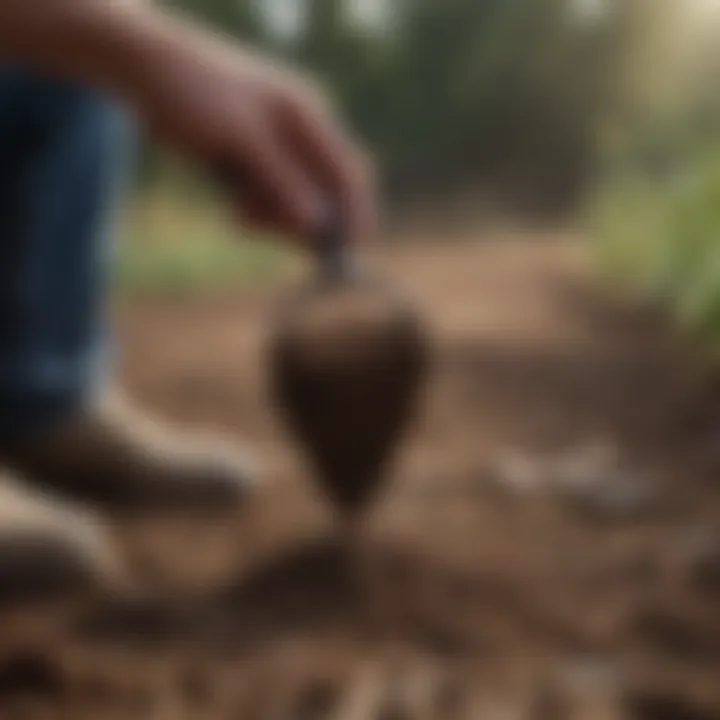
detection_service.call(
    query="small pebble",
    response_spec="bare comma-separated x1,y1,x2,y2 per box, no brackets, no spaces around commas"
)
491,443,657,520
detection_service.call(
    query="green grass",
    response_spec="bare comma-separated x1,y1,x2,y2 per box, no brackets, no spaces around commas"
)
591,143,720,351
115,188,292,295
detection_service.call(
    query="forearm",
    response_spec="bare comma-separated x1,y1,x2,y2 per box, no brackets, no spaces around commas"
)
0,0,177,100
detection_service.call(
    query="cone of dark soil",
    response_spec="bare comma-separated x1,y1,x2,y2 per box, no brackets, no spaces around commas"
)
269,241,428,521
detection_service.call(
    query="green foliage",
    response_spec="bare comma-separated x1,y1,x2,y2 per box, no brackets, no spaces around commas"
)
116,190,290,295
589,1,720,349
592,146,720,348
150,0,626,212
288,0,611,206
163,0,263,40
116,237,286,294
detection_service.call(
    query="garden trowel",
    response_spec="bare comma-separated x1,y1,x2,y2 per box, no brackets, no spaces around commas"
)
269,218,429,526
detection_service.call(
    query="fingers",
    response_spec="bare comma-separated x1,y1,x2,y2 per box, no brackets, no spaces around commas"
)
226,109,324,242
279,86,377,244
221,76,376,248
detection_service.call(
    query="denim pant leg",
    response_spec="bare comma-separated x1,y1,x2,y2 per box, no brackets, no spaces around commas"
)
0,68,134,442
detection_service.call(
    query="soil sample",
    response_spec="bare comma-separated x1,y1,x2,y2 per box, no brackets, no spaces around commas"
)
269,241,428,522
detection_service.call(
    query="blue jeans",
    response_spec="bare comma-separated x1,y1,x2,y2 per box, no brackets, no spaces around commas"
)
0,68,134,441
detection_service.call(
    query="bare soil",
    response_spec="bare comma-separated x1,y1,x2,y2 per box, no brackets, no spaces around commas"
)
2,231,720,719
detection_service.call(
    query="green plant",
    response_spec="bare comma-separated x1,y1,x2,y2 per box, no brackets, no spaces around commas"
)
592,143,720,351
115,186,291,295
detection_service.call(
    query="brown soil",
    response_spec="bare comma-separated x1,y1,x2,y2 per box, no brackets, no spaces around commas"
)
270,276,428,516
3,230,720,718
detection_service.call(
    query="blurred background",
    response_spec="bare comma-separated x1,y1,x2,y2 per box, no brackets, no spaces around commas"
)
128,0,720,336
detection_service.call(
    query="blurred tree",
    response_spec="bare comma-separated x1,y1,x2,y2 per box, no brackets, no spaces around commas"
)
142,0,666,218
166,0,263,39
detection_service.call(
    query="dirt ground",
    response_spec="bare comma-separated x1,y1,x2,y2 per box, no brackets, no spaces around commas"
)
2,231,720,719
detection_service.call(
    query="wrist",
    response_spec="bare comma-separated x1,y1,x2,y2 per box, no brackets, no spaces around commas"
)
0,1,166,101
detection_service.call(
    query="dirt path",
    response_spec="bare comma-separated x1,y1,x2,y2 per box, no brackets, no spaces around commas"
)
2,232,720,719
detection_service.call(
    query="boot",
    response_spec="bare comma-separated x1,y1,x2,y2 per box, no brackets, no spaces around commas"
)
0,473,118,604
0,394,260,514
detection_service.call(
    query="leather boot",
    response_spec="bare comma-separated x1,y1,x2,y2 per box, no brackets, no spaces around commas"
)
0,394,260,514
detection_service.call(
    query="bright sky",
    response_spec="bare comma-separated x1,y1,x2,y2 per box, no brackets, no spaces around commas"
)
572,0,606,21
260,0,301,38
260,0,387,38
263,0,606,35
261,0,720,39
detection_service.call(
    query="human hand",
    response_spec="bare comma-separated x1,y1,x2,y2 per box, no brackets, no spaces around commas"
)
131,14,375,247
